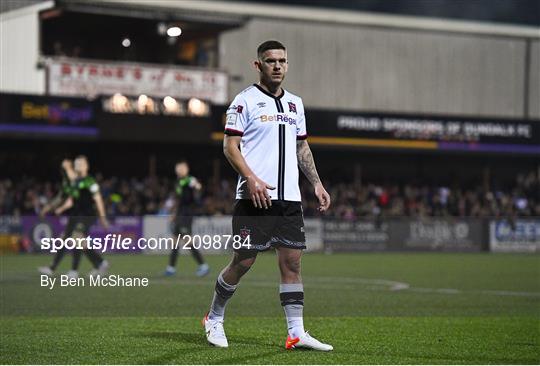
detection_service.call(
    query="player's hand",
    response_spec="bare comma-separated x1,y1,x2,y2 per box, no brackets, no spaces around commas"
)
314,182,331,212
61,159,72,170
190,177,202,191
246,175,275,209
54,208,62,216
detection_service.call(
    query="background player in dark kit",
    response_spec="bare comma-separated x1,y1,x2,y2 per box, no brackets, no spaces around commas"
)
38,159,108,277
165,160,210,277
53,156,110,278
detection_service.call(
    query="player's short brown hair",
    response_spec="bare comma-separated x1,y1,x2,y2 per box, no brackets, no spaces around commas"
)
176,160,188,166
75,155,88,162
257,40,286,58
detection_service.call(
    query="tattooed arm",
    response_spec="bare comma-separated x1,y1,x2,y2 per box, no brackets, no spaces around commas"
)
297,140,331,211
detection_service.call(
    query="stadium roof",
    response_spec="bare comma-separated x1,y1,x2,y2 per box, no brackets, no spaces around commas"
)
58,0,246,26
238,0,540,28
71,0,540,39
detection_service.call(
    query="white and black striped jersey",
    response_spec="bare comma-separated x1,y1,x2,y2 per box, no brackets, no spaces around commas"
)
224,84,307,202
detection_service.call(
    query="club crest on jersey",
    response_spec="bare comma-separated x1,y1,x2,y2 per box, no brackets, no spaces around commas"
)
240,227,251,239
236,105,244,113
288,102,297,114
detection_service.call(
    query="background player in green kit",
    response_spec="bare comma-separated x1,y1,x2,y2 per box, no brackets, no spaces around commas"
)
38,159,108,277
164,160,210,277
53,156,110,278
38,159,77,275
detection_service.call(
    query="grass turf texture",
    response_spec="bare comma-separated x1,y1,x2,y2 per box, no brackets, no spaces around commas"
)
1,252,539,364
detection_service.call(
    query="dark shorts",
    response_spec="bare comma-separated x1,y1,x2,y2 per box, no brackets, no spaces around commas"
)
232,199,306,252
64,216,95,238
172,216,193,236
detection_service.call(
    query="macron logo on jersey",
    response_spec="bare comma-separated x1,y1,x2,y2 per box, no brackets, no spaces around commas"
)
260,114,297,125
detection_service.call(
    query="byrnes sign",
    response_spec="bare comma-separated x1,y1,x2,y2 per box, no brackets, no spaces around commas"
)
46,58,228,104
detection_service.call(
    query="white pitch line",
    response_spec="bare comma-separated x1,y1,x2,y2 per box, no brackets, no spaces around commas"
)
306,276,411,291
150,275,411,292
408,287,462,294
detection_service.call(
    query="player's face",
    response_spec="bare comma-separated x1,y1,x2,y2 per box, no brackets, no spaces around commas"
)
74,158,88,174
256,49,288,86
176,163,189,177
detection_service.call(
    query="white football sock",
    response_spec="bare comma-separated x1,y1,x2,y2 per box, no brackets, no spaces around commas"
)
209,273,237,321
280,283,305,338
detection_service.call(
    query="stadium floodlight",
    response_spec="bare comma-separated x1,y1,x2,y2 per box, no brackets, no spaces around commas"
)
138,94,148,105
166,26,182,37
163,96,181,114
187,98,208,116
111,93,129,113
163,96,176,107
121,38,131,48
137,94,149,114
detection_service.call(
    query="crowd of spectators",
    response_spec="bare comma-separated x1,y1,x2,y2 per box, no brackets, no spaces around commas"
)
0,171,538,219
322,170,539,219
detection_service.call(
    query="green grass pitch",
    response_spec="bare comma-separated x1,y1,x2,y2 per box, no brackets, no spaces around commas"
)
1,252,539,364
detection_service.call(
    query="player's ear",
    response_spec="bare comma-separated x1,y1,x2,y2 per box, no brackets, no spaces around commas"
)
253,59,261,72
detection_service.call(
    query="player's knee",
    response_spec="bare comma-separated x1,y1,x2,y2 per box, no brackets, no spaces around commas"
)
231,253,257,275
283,256,301,275
237,258,256,274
